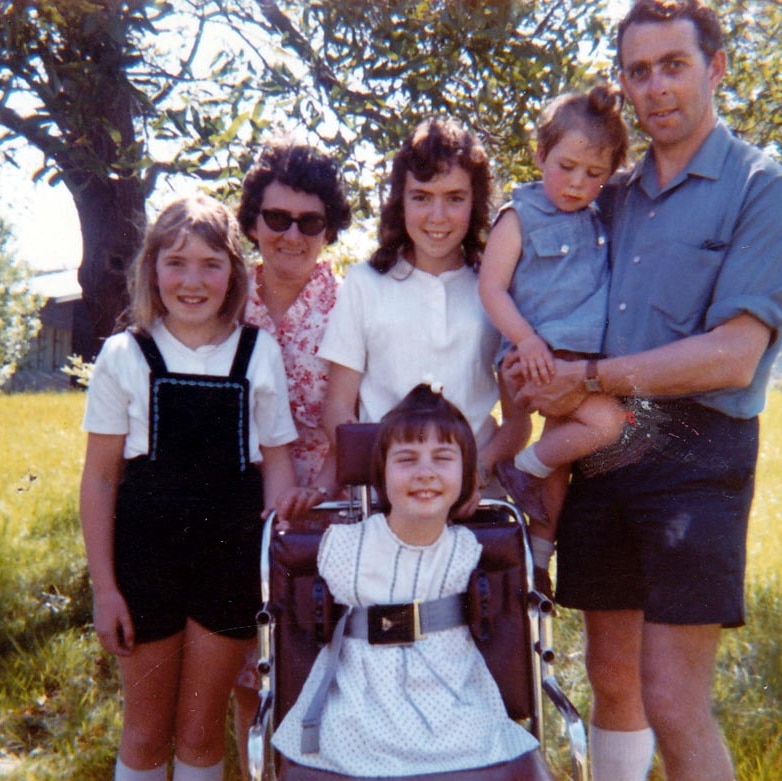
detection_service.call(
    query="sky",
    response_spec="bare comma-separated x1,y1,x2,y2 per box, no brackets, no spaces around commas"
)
2,0,631,273
2,160,82,271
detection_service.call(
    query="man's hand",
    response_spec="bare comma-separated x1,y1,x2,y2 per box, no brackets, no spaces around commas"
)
503,350,588,418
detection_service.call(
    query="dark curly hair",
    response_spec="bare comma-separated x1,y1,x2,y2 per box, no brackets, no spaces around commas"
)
617,0,723,68
537,84,629,174
237,140,351,246
370,117,492,274
371,383,477,518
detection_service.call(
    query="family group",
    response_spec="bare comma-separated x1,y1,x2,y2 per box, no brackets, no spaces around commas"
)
79,2,782,780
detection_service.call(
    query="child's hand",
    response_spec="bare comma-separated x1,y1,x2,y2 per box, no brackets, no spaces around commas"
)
93,589,135,656
514,334,555,386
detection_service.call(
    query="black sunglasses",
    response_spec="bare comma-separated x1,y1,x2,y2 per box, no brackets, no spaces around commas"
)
260,209,327,237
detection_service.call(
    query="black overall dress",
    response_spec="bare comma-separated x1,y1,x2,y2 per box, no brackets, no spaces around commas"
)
114,327,264,643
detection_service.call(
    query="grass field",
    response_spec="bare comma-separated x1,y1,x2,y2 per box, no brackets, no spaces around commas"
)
0,390,780,780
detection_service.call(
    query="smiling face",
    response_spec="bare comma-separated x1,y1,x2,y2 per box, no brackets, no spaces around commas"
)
619,18,725,157
537,129,613,212
384,427,463,545
250,180,328,287
403,165,473,274
156,231,232,346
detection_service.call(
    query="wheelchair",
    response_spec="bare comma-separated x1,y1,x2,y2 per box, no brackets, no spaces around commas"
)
248,424,588,781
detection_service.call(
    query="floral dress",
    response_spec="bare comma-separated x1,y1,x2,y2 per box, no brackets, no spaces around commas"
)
245,260,338,485
237,260,339,691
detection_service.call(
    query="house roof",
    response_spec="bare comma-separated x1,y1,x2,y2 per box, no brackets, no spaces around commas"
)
30,268,82,303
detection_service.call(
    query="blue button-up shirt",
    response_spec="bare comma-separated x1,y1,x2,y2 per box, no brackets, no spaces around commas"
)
604,121,782,418
500,182,609,359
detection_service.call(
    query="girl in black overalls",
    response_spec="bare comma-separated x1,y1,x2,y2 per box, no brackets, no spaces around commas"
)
80,195,309,781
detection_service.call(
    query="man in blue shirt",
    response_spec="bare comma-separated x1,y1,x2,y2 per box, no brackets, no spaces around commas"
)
504,2,782,780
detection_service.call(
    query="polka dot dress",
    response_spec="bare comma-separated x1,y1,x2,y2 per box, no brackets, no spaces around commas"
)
272,514,538,776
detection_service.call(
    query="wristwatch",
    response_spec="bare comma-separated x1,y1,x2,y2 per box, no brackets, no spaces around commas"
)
584,358,603,393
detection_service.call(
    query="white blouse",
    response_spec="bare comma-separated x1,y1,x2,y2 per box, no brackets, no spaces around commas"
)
318,259,500,447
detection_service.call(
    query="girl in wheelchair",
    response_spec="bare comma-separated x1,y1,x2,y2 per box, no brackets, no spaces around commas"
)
272,383,551,780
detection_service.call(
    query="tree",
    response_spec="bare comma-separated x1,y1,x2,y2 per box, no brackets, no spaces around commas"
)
2,1,780,358
0,0,610,356
242,0,610,187
2,1,154,359
716,0,782,157
0,218,42,386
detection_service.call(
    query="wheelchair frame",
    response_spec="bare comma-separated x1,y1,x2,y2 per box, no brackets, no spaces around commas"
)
249,424,588,781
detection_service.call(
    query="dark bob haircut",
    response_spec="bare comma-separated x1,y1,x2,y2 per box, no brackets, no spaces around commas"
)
371,383,477,517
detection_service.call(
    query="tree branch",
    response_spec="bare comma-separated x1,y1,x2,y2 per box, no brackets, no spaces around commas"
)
0,105,71,165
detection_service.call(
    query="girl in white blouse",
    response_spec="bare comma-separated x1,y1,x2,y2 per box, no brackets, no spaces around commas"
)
320,118,529,514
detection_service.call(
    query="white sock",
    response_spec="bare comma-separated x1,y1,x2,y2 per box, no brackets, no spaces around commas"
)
173,757,223,781
172,757,224,781
514,445,554,478
530,535,555,570
590,726,655,781
115,758,167,781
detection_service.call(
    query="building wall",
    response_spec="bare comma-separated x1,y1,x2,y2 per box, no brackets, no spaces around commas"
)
7,299,76,391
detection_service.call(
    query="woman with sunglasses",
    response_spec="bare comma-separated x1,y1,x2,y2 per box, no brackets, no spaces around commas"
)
234,138,351,779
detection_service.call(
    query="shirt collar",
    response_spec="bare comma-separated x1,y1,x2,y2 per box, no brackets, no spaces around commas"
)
393,255,470,280
628,119,731,194
512,181,559,215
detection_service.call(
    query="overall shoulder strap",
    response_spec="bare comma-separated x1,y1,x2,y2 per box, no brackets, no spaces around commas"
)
229,326,260,379
131,331,168,374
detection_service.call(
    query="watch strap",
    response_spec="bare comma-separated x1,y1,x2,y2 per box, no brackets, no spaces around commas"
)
585,358,602,393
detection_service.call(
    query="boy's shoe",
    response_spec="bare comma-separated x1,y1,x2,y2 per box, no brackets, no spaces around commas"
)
496,460,549,525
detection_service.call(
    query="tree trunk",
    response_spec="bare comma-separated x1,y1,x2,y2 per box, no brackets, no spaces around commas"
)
71,175,146,361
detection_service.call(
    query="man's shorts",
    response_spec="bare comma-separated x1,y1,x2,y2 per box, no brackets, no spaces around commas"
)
556,401,758,627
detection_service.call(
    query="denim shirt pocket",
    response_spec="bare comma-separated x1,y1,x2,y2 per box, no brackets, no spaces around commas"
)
525,220,605,298
648,239,726,335
528,222,579,261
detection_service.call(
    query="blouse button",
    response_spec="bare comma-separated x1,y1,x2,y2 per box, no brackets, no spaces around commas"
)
648,210,656,219
619,302,628,312
597,235,606,246
561,244,570,255
632,255,641,264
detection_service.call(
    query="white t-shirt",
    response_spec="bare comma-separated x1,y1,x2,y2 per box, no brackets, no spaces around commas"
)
83,321,297,461
318,259,500,447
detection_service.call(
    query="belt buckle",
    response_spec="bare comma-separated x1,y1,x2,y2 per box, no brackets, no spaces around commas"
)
367,601,424,645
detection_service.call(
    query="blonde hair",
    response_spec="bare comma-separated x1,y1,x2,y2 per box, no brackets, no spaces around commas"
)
128,195,248,332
